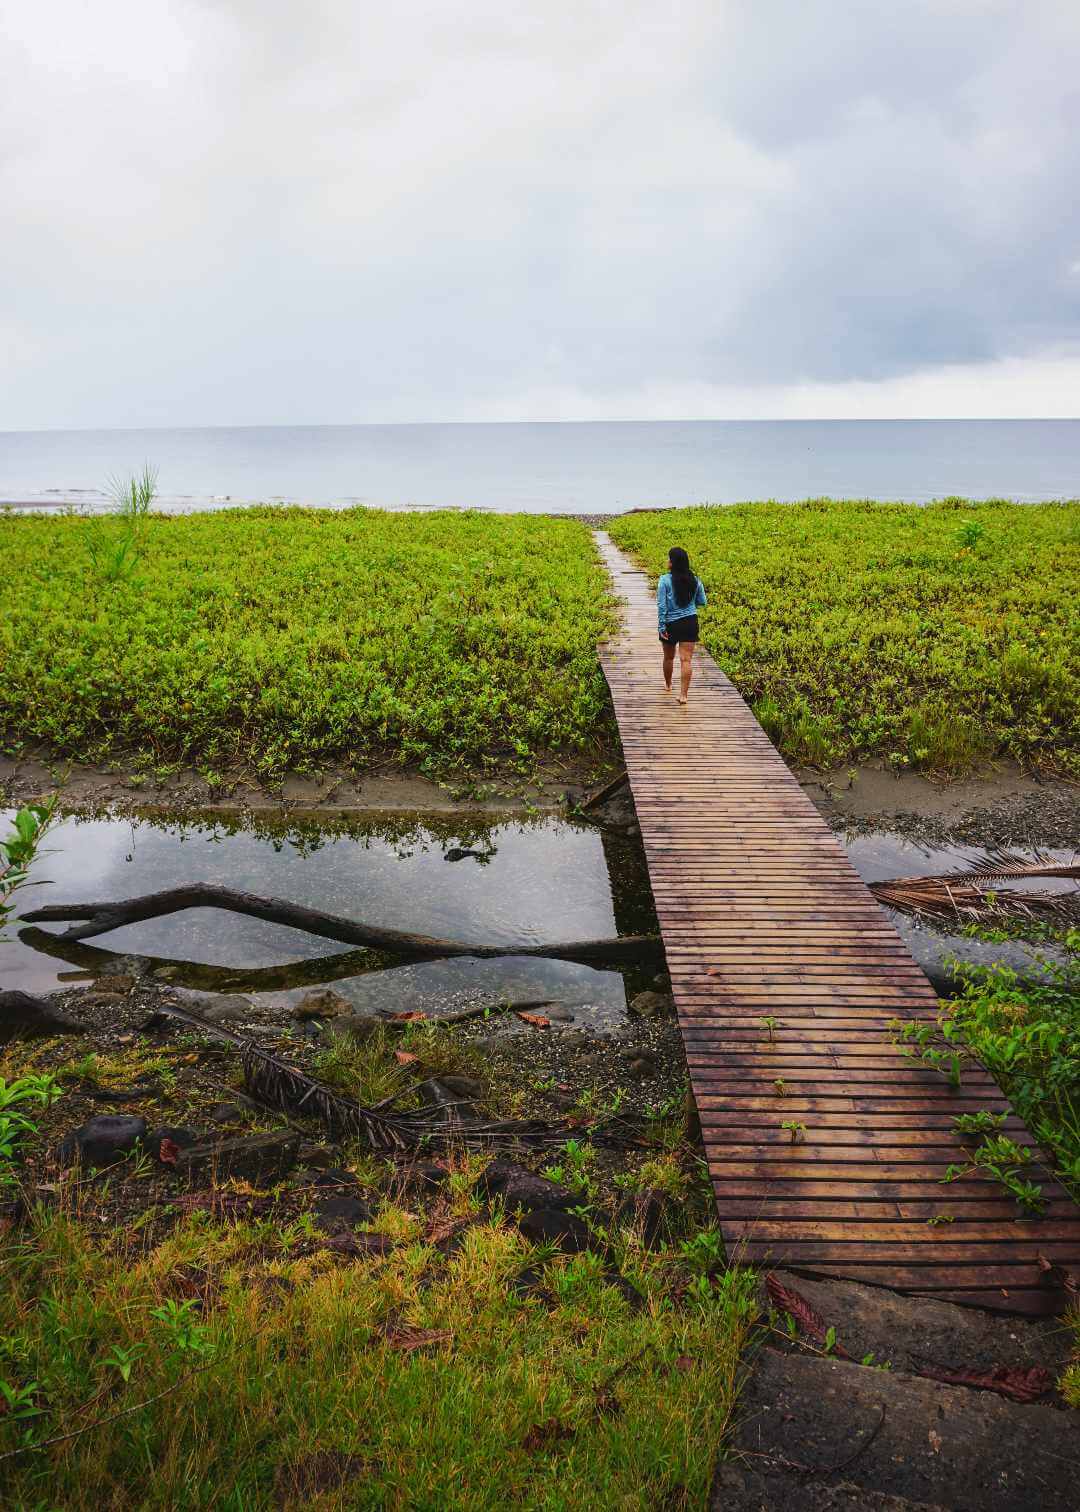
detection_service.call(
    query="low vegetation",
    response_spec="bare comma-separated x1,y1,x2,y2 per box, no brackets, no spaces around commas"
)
609,498,1079,774
0,508,615,781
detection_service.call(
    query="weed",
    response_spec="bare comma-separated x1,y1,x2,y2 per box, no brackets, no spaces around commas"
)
780,1119,805,1144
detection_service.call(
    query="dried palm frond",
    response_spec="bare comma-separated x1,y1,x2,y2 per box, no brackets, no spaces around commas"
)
145,1000,642,1152
870,852,1080,927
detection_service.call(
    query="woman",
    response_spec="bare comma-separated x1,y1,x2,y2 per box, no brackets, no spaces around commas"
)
658,547,707,704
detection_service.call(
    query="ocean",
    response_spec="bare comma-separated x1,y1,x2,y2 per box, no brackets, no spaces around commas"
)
1,419,1078,515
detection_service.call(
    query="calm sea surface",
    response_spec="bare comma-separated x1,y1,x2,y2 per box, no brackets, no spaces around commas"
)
1,419,1078,515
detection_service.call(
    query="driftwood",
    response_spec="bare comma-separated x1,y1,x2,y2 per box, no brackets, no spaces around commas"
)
22,884,663,966
870,854,1080,929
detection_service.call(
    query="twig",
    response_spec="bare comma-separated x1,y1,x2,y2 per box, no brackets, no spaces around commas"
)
0,1362,216,1463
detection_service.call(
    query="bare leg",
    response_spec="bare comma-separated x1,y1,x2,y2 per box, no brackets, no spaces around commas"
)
662,642,676,689
677,642,695,702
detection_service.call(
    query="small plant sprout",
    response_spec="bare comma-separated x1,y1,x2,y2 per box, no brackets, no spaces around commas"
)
926,1213,955,1227
953,1110,1007,1138
772,1078,788,1097
781,1119,806,1145
760,1015,778,1043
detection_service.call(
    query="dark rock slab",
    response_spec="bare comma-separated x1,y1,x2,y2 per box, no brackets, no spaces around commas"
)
57,1115,148,1168
711,1347,1078,1512
292,989,348,1020
173,1131,299,1185
629,990,675,1018
397,1159,449,1192
763,1270,1072,1378
433,1074,485,1100
0,990,88,1041
477,1158,574,1213
518,1208,594,1254
310,1167,362,1190
313,1195,373,1232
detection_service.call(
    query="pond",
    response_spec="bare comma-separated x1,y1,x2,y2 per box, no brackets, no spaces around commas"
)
2,809,658,1031
2,808,1070,1026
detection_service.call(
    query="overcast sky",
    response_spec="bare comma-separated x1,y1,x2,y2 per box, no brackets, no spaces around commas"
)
3,1,1079,428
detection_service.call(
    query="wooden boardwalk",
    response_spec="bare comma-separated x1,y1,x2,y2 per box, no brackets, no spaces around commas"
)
595,533,1080,1316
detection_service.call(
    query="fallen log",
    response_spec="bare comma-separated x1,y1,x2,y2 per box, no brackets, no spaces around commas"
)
21,884,664,966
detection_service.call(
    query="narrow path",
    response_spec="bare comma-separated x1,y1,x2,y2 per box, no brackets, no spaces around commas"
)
594,532,1080,1315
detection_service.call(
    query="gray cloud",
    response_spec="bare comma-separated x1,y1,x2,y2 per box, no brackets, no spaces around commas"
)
2,0,1078,426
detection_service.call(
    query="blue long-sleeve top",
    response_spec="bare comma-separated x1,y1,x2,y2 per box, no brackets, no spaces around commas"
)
657,572,707,632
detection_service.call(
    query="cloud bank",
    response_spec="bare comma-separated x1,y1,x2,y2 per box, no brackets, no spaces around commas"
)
2,0,1078,426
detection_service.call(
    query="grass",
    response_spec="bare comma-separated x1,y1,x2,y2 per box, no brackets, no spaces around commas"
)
609,498,1080,774
0,1191,757,1508
0,508,616,781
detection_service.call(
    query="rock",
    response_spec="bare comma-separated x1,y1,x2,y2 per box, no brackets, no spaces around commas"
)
310,1167,362,1190
78,992,127,1011
0,990,89,1041
151,966,180,981
517,1208,594,1254
296,1143,339,1170
324,1014,380,1043
173,1131,300,1185
629,991,675,1018
207,1102,248,1125
479,1159,574,1213
398,1159,449,1192
425,1074,484,1101
540,1005,574,1022
91,974,136,994
508,1265,552,1301
653,973,671,991
58,1114,148,1168
558,1029,590,1050
321,1231,394,1259
145,1126,202,1164
313,1195,372,1232
414,1079,479,1124
194,995,254,1025
291,989,348,1021
624,1050,658,1076
616,1188,669,1246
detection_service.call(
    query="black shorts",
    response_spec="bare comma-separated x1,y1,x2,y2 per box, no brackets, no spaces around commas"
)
661,615,699,644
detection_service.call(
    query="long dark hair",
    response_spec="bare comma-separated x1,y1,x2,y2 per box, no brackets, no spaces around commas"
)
668,547,697,608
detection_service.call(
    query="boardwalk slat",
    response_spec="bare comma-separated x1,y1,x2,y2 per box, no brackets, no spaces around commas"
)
595,531,1080,1317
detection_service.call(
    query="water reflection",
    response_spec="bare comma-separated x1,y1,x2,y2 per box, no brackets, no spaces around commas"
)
3,809,657,1028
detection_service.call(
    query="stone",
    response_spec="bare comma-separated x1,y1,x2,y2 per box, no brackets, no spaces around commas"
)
296,1143,338,1171
78,992,127,1011
173,1131,300,1185
414,1079,479,1124
517,1208,594,1254
558,1029,590,1050
310,1167,362,1190
207,1102,248,1125
324,1014,380,1043
541,1005,574,1022
58,1114,148,1168
194,995,254,1025
291,989,348,1021
313,1194,373,1232
398,1159,449,1192
477,1158,574,1213
91,974,136,994
423,1074,484,1101
0,990,89,1041
629,990,675,1018
615,1188,669,1246
652,973,671,991
145,1126,202,1164
151,966,180,981
624,1051,657,1076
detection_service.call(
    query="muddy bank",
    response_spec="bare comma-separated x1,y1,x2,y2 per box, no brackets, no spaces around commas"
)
799,759,1080,850
0,747,619,817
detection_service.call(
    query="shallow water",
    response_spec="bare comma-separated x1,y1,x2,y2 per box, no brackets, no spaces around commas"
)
3,810,657,1029
2,810,1070,1023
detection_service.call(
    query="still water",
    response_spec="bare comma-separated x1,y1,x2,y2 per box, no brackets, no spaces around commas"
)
2,419,1078,514
2,810,657,1030
2,810,1068,1027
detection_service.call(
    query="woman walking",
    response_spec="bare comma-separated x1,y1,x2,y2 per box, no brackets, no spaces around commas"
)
658,547,707,704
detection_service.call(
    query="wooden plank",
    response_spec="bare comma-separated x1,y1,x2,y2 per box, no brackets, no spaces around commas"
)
594,531,1080,1316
